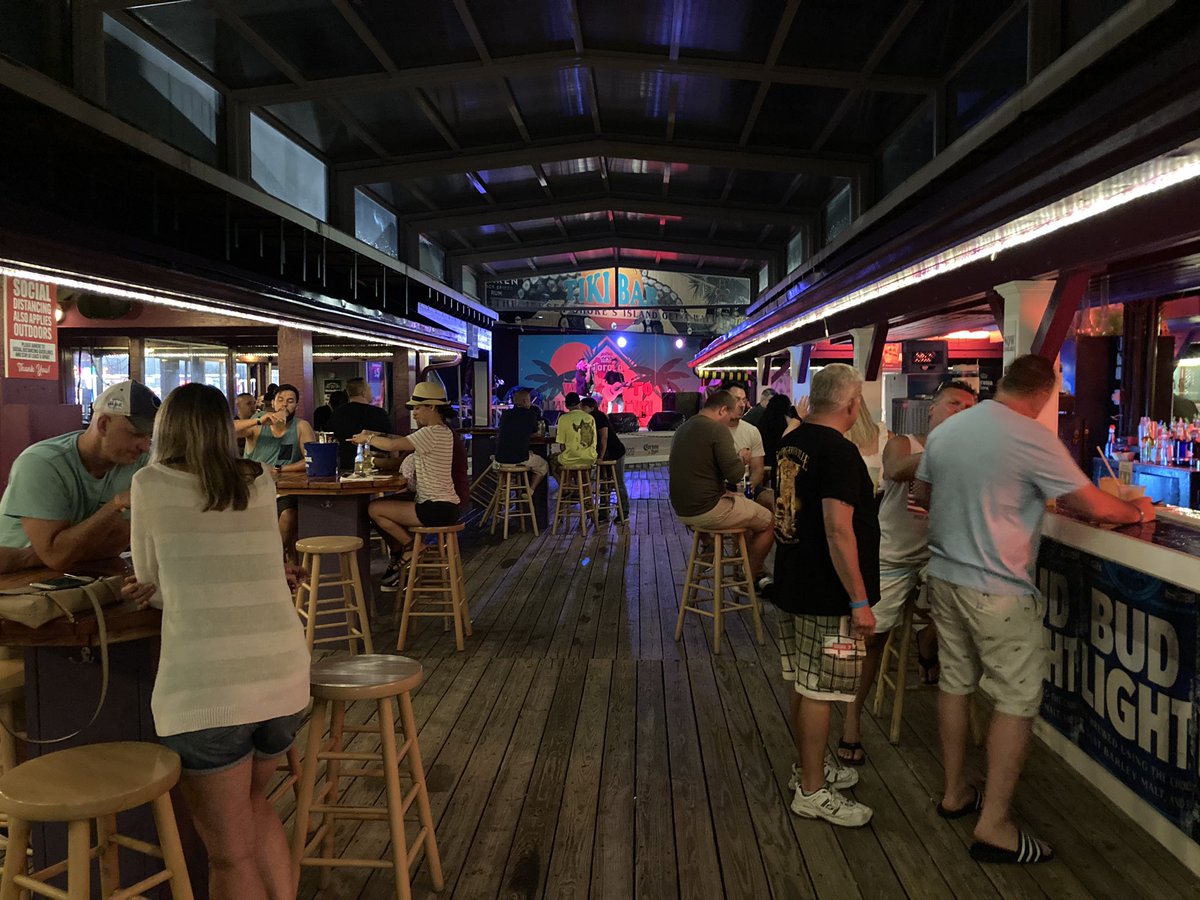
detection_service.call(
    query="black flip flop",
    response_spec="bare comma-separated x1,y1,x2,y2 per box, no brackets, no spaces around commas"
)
837,739,866,766
936,786,982,819
969,830,1054,865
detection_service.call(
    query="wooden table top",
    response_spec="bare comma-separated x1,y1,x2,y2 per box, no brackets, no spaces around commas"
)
0,560,161,648
276,475,403,496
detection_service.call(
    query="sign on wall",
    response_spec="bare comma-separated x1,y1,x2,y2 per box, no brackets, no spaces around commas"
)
1,276,58,380
487,268,751,312
1038,539,1199,841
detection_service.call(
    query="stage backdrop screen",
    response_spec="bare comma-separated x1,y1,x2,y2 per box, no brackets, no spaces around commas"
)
517,334,702,426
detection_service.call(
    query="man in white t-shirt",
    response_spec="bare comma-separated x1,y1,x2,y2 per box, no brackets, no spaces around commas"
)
723,382,768,507
917,355,1154,865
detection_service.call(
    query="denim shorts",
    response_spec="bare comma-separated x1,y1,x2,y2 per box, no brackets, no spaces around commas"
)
161,712,303,774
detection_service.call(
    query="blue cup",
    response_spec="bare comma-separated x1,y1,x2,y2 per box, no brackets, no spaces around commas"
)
304,442,339,478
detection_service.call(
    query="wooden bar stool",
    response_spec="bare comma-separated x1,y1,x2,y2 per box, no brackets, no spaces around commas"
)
595,460,626,523
872,591,986,745
395,525,472,652
0,742,192,900
291,655,443,900
675,528,764,654
490,464,538,539
552,465,598,534
469,456,499,513
0,659,24,856
294,535,374,655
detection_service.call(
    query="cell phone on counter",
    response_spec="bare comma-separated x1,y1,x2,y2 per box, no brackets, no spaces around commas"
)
29,575,96,591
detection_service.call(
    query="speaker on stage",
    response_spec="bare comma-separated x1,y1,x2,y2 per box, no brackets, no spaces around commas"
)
672,391,701,417
663,392,677,411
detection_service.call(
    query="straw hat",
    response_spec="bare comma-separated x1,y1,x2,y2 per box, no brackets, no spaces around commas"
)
406,381,452,408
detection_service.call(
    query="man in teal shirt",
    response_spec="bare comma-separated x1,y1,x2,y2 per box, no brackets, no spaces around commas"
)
0,380,159,573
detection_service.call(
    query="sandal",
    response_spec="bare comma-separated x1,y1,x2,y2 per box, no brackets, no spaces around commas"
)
936,786,982,819
969,830,1054,865
918,651,940,685
836,739,866,767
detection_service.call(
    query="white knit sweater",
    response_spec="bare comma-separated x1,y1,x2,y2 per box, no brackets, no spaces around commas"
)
131,464,310,737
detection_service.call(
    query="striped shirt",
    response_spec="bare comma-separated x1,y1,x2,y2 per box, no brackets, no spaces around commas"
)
130,463,310,737
409,424,460,505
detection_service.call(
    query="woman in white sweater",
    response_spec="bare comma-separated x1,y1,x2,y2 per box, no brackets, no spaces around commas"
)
130,383,310,900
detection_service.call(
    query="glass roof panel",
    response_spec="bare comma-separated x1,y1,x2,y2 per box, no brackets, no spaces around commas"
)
507,66,593,138
780,0,900,70
237,0,382,80
338,91,451,155
676,0,784,62
822,91,925,155
748,83,846,148
263,100,372,160
355,0,480,67
578,0,673,53
133,3,286,88
470,0,575,55
421,80,523,147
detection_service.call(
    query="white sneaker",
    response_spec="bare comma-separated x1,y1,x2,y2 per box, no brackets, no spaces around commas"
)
788,756,859,791
791,785,873,827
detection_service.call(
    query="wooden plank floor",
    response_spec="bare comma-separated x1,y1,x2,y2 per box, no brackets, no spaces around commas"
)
292,465,1199,899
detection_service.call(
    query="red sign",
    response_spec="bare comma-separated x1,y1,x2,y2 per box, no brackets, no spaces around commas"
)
2,277,58,380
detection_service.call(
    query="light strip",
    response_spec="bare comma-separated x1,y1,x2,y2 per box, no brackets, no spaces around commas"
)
702,145,1200,365
0,261,460,355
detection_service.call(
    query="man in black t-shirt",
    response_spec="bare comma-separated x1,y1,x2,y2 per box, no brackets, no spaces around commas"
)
328,378,393,472
495,389,548,493
580,396,628,521
772,363,878,829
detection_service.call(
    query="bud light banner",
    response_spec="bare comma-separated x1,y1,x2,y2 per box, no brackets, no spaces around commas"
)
486,268,750,312
1038,538,1199,841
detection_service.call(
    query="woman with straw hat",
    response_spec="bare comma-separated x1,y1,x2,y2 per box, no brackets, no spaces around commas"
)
352,381,460,590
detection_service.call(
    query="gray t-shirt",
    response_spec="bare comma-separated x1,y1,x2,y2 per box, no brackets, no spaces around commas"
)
0,431,148,549
916,400,1088,594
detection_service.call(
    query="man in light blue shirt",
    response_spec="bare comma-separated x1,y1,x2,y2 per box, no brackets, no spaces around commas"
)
917,355,1153,864
0,381,158,573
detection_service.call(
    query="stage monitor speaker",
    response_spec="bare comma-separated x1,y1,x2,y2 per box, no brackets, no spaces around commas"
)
662,392,676,411
672,391,701,417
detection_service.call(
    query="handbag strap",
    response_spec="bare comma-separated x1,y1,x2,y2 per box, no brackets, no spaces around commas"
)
0,580,111,745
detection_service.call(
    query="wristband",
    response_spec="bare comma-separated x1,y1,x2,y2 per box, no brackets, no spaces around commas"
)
848,599,870,609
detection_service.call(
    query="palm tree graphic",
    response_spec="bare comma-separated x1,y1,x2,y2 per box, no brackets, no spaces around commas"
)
525,359,573,402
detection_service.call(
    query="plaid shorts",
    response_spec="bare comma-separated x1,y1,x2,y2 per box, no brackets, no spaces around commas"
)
779,614,866,702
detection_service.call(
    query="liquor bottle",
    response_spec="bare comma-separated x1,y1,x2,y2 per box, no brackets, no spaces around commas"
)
1104,425,1116,458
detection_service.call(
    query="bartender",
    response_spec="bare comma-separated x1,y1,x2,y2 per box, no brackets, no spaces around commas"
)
0,380,160,573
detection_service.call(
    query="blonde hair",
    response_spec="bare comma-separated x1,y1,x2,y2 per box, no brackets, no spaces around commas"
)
845,398,882,453
152,384,262,511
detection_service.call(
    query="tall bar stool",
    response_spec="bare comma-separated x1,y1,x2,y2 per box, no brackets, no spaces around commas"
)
595,460,626,523
552,464,598,534
872,591,986,745
469,456,499,513
294,535,374,655
490,464,538,539
395,525,472,652
675,527,764,654
0,742,192,900
0,659,24,855
291,655,443,900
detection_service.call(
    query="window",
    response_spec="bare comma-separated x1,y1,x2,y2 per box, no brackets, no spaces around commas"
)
72,349,129,415
879,101,934,198
142,340,228,399
462,268,478,299
250,113,327,220
823,183,852,245
757,264,770,298
103,16,220,165
354,190,398,258
786,231,806,274
418,235,446,281
947,9,1028,143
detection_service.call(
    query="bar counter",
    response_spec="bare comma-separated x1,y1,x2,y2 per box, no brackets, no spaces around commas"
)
1036,507,1200,874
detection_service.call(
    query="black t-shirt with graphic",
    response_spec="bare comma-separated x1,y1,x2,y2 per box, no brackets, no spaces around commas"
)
327,401,393,471
590,409,626,461
772,422,880,616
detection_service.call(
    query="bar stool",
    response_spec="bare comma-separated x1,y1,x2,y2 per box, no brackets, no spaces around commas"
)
552,464,598,534
294,535,374,655
469,456,499,512
291,655,443,900
395,525,472,652
0,742,192,900
0,659,24,856
490,464,538,539
675,528,764,654
872,592,986,745
595,460,626,523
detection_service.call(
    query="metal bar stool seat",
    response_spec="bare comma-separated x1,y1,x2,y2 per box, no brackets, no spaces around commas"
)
291,655,443,900
675,527,764,654
294,535,374,655
0,742,193,900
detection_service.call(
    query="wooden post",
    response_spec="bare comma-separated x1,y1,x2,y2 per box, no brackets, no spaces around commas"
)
128,338,145,385
277,327,314,419
392,348,415,433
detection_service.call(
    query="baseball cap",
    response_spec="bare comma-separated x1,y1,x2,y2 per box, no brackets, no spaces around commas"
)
92,381,162,435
